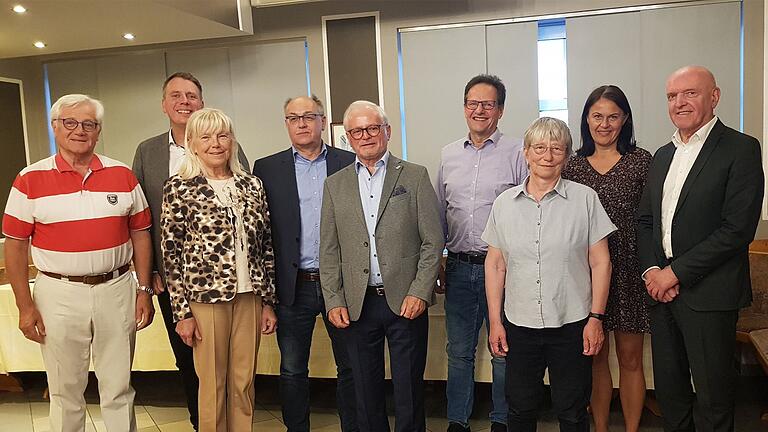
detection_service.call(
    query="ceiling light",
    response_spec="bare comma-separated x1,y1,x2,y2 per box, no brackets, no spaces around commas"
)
33,41,45,49
12,5,26,13
123,33,135,40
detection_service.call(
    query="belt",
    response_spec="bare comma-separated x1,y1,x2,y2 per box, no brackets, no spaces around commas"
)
367,285,385,296
41,264,130,285
448,251,486,265
297,269,321,282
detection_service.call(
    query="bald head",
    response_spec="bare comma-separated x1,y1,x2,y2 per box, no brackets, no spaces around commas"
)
665,65,720,142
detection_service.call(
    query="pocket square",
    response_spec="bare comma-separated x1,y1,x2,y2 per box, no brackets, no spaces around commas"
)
392,185,408,197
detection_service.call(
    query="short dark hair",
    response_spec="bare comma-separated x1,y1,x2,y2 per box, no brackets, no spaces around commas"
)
463,74,506,107
577,85,636,157
162,72,203,98
284,94,325,116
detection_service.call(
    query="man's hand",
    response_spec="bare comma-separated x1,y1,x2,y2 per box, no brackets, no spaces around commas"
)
488,321,508,357
176,317,201,347
583,318,605,356
152,273,165,295
135,291,155,330
328,307,350,328
645,266,680,302
434,264,446,294
261,305,277,335
399,295,426,319
18,304,46,343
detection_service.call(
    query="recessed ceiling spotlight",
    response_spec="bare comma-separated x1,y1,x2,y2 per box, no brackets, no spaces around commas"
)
33,41,46,48
12,5,26,13
123,33,135,41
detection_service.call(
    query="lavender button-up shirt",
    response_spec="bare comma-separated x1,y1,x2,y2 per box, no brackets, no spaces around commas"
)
435,129,528,254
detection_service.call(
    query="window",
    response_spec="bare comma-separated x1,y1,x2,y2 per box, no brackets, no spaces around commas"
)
537,19,568,122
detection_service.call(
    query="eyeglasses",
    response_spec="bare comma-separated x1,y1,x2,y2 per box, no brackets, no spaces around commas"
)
55,118,100,132
347,124,385,140
590,113,625,125
530,143,567,156
285,113,323,125
464,100,498,111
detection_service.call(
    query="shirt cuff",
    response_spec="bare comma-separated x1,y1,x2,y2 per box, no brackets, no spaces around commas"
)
641,266,660,281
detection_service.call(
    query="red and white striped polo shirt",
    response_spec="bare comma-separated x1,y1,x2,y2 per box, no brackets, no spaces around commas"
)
3,153,152,276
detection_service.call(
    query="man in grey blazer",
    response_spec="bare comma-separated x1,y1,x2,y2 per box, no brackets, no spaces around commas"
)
131,72,248,431
320,100,444,432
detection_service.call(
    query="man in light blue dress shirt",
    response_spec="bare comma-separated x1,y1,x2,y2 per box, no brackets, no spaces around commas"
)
435,75,528,432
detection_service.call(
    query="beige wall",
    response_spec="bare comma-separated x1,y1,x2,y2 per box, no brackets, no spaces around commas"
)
0,0,765,239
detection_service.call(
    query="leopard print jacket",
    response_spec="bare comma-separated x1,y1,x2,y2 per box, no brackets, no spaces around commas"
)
161,173,276,322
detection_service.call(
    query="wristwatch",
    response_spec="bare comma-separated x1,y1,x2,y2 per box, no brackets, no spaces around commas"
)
137,285,154,296
588,312,606,321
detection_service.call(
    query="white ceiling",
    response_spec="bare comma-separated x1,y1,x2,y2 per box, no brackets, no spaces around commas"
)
0,0,255,59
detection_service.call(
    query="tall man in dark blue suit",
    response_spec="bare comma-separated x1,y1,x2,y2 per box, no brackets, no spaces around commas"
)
636,66,764,432
252,95,357,432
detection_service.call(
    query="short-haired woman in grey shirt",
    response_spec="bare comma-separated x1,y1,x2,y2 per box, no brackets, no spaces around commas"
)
483,117,616,431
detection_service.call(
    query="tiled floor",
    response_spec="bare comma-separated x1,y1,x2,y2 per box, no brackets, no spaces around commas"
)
2,372,768,431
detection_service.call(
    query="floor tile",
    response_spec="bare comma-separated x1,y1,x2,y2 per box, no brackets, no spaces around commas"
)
143,405,190,426
250,418,286,432
253,408,276,423
156,420,196,432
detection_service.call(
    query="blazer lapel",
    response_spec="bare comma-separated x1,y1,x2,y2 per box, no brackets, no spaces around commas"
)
342,164,367,229
654,143,675,218
674,120,724,215
376,155,404,224
281,150,301,216
326,145,342,175
154,136,171,181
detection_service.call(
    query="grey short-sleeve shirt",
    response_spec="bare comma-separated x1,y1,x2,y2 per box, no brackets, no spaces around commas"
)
482,178,617,329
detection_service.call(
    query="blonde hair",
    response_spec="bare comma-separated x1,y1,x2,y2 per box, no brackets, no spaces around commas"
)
177,108,246,179
523,117,573,157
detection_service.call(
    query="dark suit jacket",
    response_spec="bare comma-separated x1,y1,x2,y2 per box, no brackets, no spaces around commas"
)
636,120,764,311
252,146,355,306
132,131,249,274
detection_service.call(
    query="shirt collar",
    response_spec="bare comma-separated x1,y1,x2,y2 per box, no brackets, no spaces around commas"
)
671,115,718,148
168,130,184,149
292,143,328,162
355,151,389,174
464,129,501,150
54,153,104,173
513,176,567,200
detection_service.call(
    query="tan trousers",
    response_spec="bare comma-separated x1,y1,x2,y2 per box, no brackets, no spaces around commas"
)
190,292,262,432
34,272,138,432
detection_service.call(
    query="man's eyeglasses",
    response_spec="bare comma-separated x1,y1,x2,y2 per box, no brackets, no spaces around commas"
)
55,118,100,132
530,143,567,156
285,113,323,125
347,124,385,140
464,100,498,111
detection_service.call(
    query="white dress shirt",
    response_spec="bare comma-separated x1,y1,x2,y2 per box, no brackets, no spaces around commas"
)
660,116,718,259
168,130,186,176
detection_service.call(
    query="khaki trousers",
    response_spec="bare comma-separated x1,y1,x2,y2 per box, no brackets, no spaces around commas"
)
34,271,138,432
190,292,262,432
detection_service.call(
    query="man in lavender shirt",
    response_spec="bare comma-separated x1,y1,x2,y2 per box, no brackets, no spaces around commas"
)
435,74,528,432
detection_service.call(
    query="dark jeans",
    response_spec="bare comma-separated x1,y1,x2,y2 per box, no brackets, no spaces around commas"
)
156,288,199,429
345,292,429,432
504,318,592,432
276,279,358,432
650,300,738,432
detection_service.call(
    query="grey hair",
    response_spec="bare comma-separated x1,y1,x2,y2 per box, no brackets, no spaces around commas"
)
50,94,104,123
284,94,325,116
523,117,573,157
177,108,246,179
342,100,389,129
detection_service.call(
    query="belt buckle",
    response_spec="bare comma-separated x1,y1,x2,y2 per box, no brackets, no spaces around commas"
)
374,286,385,296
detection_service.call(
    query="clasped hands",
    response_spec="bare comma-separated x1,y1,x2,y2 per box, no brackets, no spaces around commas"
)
328,295,426,328
644,266,680,303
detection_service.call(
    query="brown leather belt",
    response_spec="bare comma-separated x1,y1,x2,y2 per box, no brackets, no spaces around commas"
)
41,264,130,285
297,269,321,282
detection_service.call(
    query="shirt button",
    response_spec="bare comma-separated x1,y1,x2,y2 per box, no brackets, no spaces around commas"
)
363,241,369,247
537,280,540,284
363,269,369,274
535,240,539,244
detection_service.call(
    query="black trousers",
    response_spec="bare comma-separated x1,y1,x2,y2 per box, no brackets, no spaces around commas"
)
345,293,429,432
504,318,592,432
650,300,739,432
156,288,199,429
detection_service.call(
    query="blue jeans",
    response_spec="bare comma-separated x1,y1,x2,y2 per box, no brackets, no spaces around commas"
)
276,279,358,432
445,256,507,425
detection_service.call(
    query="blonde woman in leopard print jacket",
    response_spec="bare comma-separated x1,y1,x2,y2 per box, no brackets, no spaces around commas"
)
161,108,277,432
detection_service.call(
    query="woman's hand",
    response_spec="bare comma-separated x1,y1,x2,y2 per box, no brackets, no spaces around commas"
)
488,321,509,357
261,304,277,335
582,318,605,356
176,317,201,347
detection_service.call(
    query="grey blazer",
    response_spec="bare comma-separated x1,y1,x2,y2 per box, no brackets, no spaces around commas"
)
132,131,249,273
319,154,444,321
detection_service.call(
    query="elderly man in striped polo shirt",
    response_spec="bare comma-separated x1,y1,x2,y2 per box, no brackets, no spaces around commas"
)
3,94,154,432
